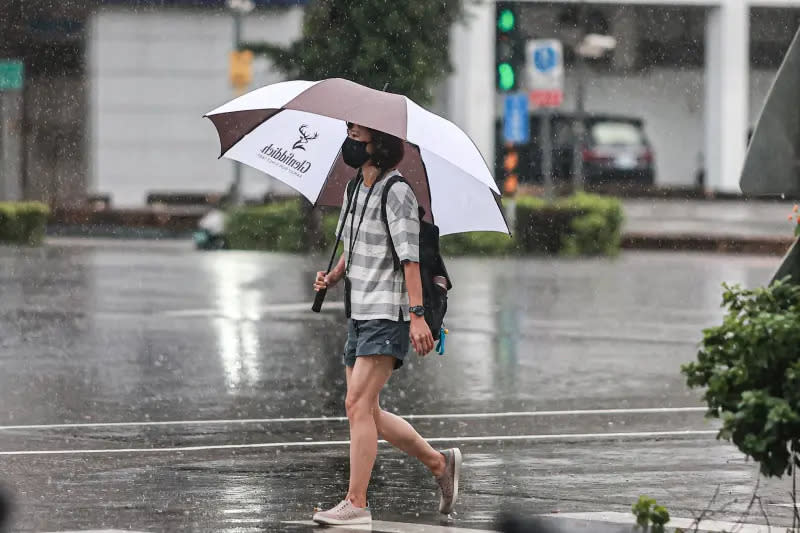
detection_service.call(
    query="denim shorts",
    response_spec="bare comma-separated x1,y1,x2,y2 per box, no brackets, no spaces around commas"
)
343,319,411,370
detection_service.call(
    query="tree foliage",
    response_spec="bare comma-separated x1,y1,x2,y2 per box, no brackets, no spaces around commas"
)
245,0,464,104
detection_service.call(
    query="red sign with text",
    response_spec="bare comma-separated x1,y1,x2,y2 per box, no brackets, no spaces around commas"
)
529,90,563,108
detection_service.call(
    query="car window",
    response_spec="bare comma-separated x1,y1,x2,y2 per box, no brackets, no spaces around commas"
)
590,121,644,146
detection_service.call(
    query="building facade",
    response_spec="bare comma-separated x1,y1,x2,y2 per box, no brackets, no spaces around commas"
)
1,0,799,207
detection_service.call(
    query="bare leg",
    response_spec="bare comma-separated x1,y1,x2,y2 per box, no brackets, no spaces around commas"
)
345,365,447,479
374,405,446,477
344,355,394,508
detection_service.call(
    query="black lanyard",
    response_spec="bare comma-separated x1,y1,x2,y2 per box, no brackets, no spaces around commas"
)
346,170,385,275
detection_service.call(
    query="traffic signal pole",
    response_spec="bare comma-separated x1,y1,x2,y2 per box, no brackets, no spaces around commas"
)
227,0,254,206
232,9,243,204
541,110,554,200
496,1,524,208
572,51,586,193
572,3,588,193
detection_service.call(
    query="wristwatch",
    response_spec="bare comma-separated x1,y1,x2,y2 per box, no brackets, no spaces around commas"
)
409,305,426,317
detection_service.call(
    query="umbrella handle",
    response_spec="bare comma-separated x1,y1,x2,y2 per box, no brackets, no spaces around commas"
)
312,287,327,313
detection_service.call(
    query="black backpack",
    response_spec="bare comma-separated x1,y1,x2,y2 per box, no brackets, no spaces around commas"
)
379,175,452,341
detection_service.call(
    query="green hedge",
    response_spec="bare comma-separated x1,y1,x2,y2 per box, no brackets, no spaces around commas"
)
440,232,515,256
555,193,624,257
224,193,623,257
515,196,582,254
320,211,341,252
225,200,306,252
0,202,50,245
442,193,623,256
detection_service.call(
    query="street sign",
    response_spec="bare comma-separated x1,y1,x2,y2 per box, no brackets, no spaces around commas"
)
526,40,563,108
0,61,23,91
503,92,529,144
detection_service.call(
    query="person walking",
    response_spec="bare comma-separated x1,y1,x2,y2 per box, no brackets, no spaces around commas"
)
311,122,461,526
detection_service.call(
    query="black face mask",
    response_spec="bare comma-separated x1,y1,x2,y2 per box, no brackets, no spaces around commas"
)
341,137,371,168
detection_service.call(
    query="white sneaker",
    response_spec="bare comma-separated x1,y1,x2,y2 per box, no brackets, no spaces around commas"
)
312,499,372,525
436,448,462,514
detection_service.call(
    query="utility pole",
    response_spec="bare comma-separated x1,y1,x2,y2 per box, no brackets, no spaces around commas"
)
227,0,255,206
570,5,617,193
571,3,587,193
540,110,554,200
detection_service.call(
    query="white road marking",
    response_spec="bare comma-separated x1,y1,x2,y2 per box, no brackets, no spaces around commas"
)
44,531,151,533
161,301,345,318
0,429,717,456
554,511,778,533
284,520,494,532
0,407,708,431
286,511,789,533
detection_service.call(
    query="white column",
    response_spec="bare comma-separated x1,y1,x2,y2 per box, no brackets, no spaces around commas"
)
447,1,495,174
704,2,749,194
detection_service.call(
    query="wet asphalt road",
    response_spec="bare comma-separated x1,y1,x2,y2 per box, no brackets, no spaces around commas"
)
0,239,796,532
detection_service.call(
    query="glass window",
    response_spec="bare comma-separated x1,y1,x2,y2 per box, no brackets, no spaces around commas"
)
590,121,645,145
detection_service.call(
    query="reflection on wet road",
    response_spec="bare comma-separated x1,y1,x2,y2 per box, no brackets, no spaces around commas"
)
0,241,792,531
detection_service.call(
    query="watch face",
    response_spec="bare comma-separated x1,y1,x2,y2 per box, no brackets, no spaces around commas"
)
411,306,425,316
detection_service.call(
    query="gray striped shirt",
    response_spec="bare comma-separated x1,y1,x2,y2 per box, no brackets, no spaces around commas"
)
336,170,420,321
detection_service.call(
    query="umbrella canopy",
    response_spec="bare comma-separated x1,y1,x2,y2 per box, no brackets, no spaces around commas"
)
739,28,800,286
740,27,800,196
205,78,508,236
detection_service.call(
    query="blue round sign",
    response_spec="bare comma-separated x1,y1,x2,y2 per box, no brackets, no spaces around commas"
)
533,46,557,72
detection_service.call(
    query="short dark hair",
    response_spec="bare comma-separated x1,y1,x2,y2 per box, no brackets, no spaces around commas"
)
369,129,405,170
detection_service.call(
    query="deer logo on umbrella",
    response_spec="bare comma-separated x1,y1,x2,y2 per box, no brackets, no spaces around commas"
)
293,124,318,151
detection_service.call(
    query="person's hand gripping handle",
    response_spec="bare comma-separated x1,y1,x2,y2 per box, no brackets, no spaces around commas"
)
312,271,329,313
312,255,343,312
313,214,347,312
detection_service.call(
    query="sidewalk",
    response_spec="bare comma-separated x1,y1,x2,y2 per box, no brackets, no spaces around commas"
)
498,512,778,533
621,198,796,255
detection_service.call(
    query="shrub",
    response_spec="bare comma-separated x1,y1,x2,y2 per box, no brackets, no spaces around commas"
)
319,211,342,252
222,193,623,258
557,193,624,257
681,278,800,478
440,231,515,256
0,202,50,245
515,195,580,254
0,203,18,242
319,210,516,257
514,193,623,256
632,496,670,532
14,202,51,245
226,200,306,252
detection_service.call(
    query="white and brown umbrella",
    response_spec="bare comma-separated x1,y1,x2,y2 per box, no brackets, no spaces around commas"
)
204,78,509,236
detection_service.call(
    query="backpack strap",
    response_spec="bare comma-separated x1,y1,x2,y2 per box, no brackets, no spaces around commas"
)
346,177,359,202
322,172,362,276
380,174,408,272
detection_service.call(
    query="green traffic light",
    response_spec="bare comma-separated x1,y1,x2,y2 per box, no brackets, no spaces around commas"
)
497,9,515,33
497,62,515,91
